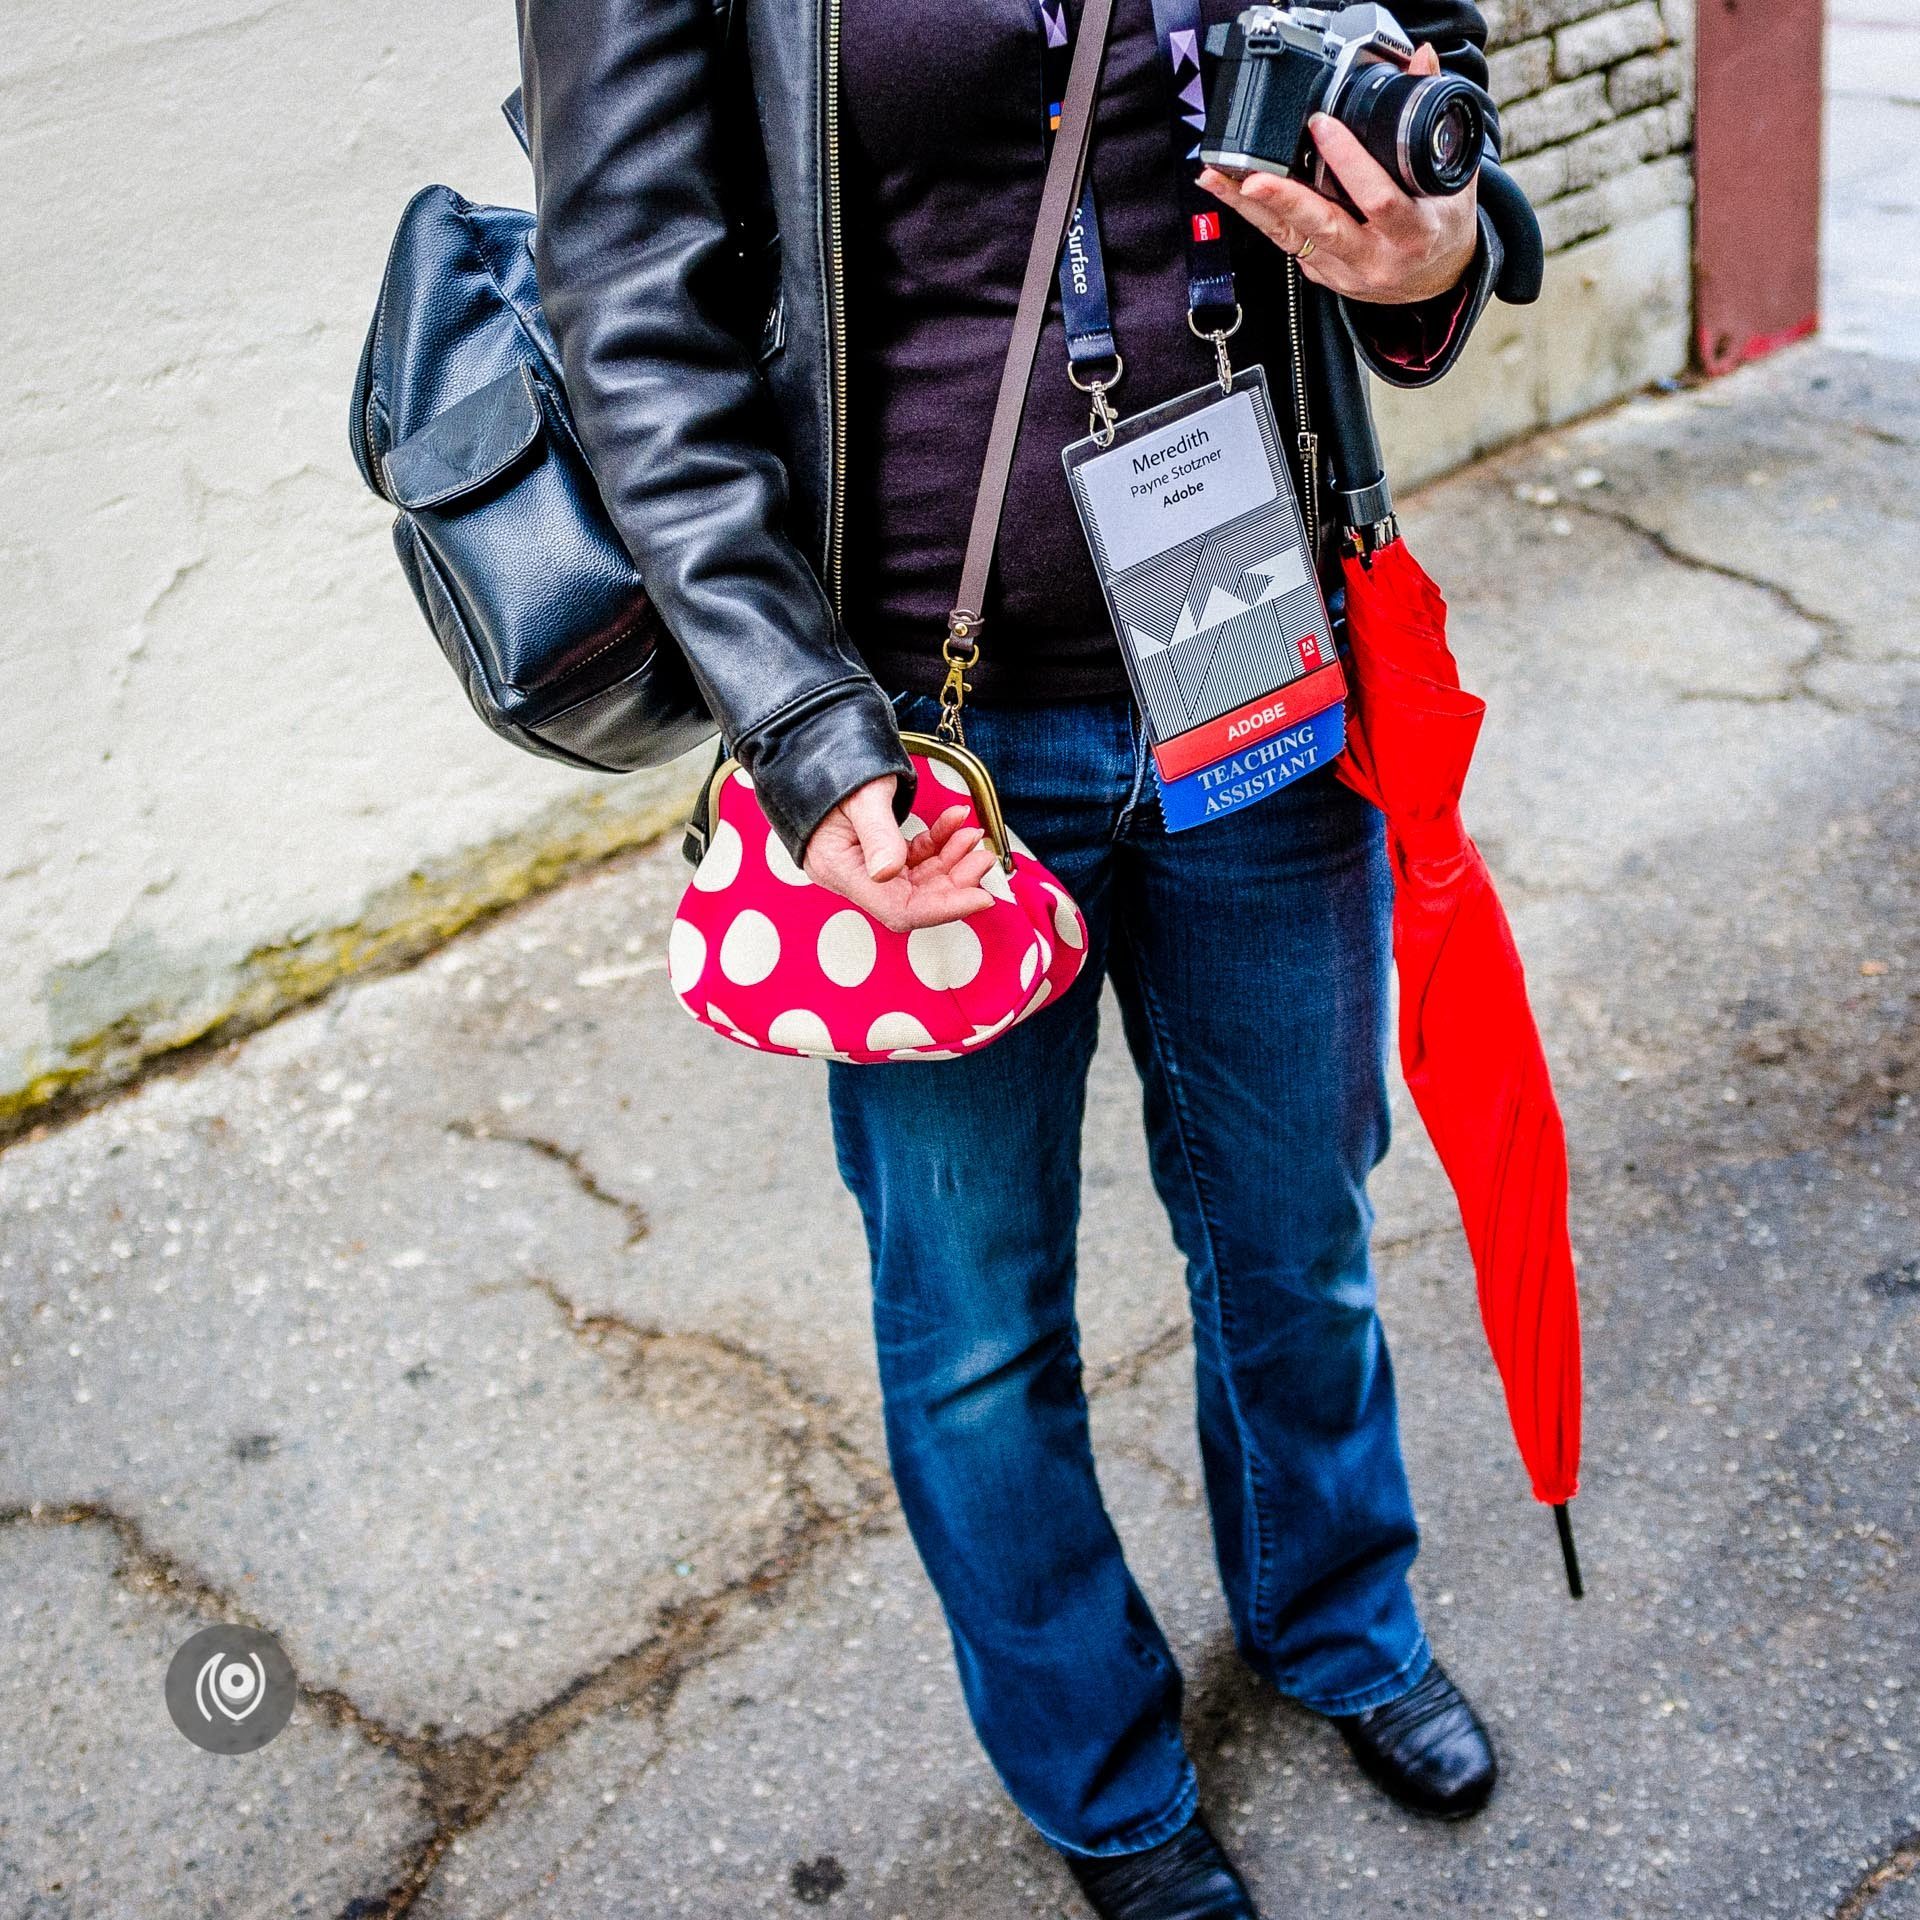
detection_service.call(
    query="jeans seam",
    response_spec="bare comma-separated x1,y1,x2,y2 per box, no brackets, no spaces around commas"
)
1112,704,1153,841
1119,934,1285,1656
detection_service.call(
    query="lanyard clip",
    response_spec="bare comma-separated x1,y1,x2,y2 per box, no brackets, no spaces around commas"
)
1067,352,1126,449
1189,303,1244,393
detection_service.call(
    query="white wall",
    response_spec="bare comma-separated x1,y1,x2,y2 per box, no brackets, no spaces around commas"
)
1,2,703,1122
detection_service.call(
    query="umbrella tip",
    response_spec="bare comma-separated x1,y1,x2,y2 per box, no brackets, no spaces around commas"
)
1552,1503,1585,1600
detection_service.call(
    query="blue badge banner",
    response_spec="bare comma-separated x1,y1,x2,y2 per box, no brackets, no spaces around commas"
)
1155,702,1346,831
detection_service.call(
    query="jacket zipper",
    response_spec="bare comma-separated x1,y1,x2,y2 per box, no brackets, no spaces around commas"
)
822,0,849,614
1284,256,1320,558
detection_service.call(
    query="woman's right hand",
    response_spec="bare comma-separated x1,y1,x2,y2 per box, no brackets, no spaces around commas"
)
803,776,997,933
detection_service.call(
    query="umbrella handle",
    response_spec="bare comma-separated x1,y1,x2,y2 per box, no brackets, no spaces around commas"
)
1306,284,1396,553
1553,1503,1585,1600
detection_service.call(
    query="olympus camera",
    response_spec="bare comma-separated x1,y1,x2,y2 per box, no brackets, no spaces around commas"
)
1200,4,1490,211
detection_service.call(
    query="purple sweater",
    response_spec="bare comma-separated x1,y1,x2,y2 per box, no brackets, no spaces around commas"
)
836,0,1478,703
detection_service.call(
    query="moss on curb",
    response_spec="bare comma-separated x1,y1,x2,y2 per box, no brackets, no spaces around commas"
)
0,769,704,1148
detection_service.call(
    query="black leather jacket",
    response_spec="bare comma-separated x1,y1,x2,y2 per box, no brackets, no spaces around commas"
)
516,0,1501,858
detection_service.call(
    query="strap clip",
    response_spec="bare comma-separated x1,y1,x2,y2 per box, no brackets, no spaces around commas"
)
939,615,981,743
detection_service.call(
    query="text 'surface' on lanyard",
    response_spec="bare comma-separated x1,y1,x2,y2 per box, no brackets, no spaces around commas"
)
1038,0,1123,438
1046,0,1345,830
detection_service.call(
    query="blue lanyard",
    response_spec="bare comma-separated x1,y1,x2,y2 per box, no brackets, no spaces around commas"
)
1146,0,1240,327
1038,0,1118,368
1040,0,1243,427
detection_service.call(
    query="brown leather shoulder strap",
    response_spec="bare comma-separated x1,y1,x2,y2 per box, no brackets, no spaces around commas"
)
949,0,1116,643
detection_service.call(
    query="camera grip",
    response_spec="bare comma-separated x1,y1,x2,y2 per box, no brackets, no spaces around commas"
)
1478,158,1544,305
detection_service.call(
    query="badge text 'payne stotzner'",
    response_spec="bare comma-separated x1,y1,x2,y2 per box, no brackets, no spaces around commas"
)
1130,424,1225,509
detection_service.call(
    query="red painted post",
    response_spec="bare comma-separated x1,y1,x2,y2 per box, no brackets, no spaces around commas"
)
1692,0,1824,376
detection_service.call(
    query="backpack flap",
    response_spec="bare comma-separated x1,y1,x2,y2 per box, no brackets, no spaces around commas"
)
383,365,544,512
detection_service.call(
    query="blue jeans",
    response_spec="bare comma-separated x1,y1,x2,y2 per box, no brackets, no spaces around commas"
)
829,692,1428,1858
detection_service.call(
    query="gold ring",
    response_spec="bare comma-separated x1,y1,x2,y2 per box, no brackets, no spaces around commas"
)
1297,237,1316,261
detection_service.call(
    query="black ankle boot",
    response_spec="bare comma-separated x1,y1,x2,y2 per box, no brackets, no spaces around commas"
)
1064,1814,1259,1919
1331,1659,1497,1819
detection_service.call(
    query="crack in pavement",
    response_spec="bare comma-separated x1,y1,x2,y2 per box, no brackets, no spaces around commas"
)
0,1501,442,1812
518,1273,893,1521
446,1120,650,1246
1104,1438,1204,1506
0,1272,906,1920
1087,1320,1190,1396
0,1283,1256,1915
1566,499,1857,715
1847,419,1920,455
1833,1830,1920,1920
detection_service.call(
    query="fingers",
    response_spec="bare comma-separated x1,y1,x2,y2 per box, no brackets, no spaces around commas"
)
1199,135,1479,301
1199,167,1361,266
798,784,1008,929
905,805,973,866
932,823,985,873
842,776,906,881
948,841,996,890
1306,113,1407,228
900,884,996,927
1408,40,1441,74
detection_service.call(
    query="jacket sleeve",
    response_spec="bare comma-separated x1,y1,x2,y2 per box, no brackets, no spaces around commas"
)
517,0,912,860
1340,0,1507,391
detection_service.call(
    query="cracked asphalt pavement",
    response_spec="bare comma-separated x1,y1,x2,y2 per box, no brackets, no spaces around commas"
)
1,345,1915,1918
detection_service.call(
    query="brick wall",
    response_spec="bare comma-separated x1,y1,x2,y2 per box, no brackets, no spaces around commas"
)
1372,0,1696,489
1484,0,1694,256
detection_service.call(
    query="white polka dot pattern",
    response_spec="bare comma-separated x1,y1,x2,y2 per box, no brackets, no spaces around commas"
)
1047,886,1085,949
907,921,982,991
667,748,1090,1062
768,1008,836,1054
818,910,877,987
719,909,780,985
868,1011,936,1052
667,920,705,994
693,819,743,891
764,830,809,887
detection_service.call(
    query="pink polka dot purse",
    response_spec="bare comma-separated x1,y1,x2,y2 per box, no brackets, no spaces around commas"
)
668,733,1088,1062
667,45,1104,1066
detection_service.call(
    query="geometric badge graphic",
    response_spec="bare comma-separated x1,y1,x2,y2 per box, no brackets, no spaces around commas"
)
1111,501,1331,739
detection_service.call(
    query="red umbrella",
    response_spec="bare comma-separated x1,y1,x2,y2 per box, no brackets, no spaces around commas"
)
1333,535,1585,1595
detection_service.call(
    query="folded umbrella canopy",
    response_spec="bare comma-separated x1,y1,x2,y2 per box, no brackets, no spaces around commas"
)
1311,284,1584,1595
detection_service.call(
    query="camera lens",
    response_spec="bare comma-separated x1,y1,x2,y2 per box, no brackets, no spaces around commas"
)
1403,77,1485,194
1336,65,1487,199
1430,99,1470,171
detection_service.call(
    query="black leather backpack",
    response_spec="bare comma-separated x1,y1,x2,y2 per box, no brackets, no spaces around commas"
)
348,96,712,772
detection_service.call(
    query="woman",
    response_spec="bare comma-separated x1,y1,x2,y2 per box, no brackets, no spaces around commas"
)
519,0,1517,1910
